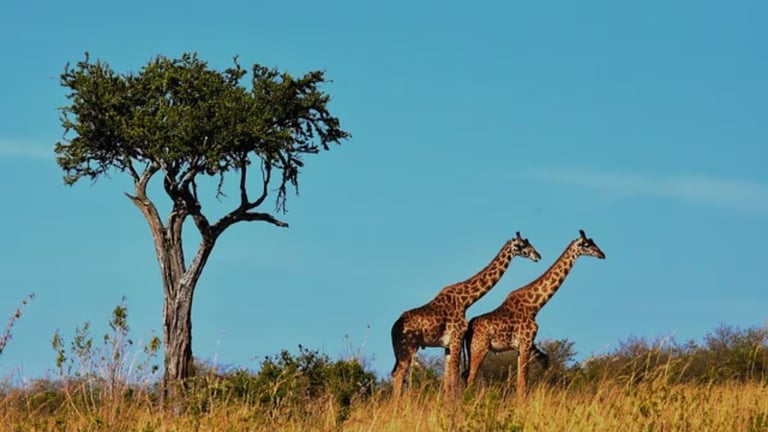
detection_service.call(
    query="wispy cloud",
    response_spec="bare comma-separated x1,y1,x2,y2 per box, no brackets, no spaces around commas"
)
0,139,53,160
529,169,768,214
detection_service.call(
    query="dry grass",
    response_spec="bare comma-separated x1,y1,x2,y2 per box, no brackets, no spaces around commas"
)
344,381,768,432
2,378,767,431
3,306,766,431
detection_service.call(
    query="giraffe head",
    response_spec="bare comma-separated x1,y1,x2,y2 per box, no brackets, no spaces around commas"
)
511,231,542,262
574,229,606,259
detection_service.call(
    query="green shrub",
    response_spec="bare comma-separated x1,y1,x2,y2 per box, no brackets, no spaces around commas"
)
188,345,377,422
468,326,768,391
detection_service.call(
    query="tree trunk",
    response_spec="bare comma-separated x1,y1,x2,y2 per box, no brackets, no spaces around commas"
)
162,277,194,399
128,186,216,405
157,233,215,404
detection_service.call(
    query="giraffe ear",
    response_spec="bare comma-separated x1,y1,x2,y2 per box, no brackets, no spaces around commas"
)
579,229,586,239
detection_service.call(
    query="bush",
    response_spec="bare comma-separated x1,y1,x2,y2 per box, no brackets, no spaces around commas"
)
575,325,768,387
188,345,377,422
469,338,578,389
467,326,768,391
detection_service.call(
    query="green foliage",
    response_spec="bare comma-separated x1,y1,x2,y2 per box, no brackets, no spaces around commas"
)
186,345,377,423
698,325,768,381
55,52,350,211
574,325,768,388
255,345,375,405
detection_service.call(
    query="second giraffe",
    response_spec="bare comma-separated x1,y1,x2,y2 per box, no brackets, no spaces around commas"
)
463,229,606,396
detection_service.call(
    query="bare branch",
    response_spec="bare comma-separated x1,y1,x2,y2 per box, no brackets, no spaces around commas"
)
250,160,271,209
125,158,140,183
240,212,290,227
124,162,178,286
177,185,214,241
239,155,248,207
179,238,216,289
190,213,214,238
164,160,215,241
139,162,159,195
125,162,161,208
178,155,202,193
215,172,227,201
211,208,288,238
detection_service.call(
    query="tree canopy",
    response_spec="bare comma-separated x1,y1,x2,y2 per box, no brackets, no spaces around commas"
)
56,52,349,228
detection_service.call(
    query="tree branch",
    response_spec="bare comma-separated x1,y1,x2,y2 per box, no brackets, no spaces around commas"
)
125,162,161,222
240,161,272,211
166,160,215,242
211,208,288,238
179,238,216,289
177,185,214,241
125,158,141,183
178,156,202,194
239,155,249,207
250,160,271,210
124,161,182,296
239,212,289,227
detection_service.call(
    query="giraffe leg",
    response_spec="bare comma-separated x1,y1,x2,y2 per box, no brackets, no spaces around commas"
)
443,348,453,395
391,344,417,399
466,332,490,387
516,339,532,397
444,339,464,398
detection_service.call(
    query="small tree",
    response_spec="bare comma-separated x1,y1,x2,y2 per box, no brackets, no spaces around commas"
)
55,53,350,397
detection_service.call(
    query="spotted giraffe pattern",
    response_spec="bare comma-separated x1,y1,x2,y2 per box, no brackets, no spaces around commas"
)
390,232,541,398
464,229,605,396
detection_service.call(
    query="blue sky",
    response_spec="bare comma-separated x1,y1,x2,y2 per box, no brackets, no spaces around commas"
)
1,1,766,381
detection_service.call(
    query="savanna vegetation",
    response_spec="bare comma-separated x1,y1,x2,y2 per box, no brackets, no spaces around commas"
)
2,52,766,431
1,298,767,431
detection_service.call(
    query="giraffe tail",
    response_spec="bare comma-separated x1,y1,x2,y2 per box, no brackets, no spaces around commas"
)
390,316,405,376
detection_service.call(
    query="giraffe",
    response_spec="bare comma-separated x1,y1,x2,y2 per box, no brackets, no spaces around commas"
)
463,229,605,396
390,232,541,398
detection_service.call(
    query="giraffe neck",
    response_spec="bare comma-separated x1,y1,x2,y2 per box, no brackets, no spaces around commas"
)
513,241,579,313
450,239,514,308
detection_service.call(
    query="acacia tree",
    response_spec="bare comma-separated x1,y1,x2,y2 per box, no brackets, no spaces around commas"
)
55,53,350,394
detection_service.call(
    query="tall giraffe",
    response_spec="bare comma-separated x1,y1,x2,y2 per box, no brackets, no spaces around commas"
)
464,229,605,396
390,232,541,398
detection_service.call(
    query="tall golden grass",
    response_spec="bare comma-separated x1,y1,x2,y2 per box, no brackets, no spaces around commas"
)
2,374,767,431
349,381,768,432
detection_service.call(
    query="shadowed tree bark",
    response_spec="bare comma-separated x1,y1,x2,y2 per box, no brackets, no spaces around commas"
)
55,52,350,401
